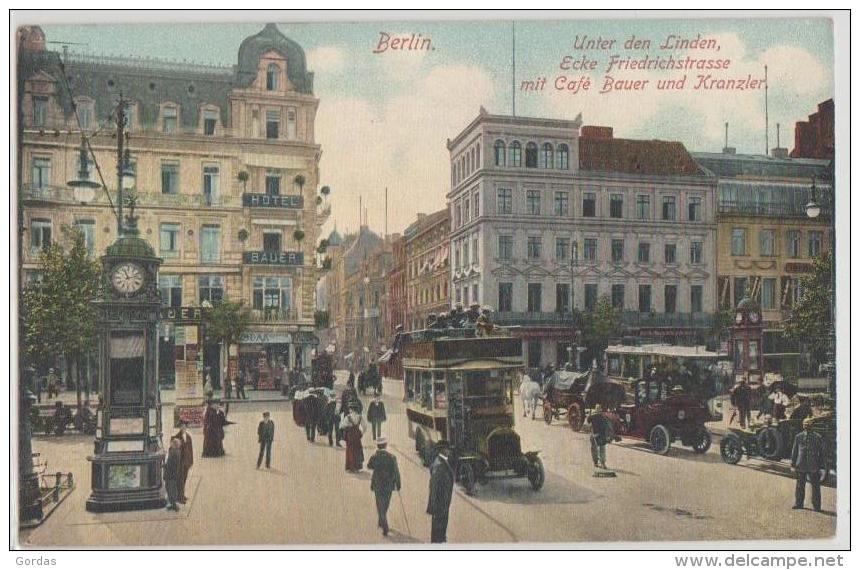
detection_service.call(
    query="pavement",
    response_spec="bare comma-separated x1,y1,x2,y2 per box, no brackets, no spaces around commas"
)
19,371,837,547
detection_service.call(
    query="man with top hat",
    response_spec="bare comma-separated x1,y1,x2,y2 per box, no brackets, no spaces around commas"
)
368,436,401,536
173,420,194,503
426,440,455,543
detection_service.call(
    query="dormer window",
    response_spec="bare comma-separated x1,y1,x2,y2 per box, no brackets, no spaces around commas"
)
33,96,48,127
162,105,178,134
75,98,94,131
266,64,279,91
203,109,218,136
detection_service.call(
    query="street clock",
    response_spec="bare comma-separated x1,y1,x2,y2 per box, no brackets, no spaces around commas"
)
730,297,764,380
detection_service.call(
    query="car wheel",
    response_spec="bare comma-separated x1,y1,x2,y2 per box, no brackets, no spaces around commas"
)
691,427,712,454
543,401,553,425
756,427,783,460
527,456,545,491
458,461,476,496
720,434,744,464
649,424,671,455
567,403,584,431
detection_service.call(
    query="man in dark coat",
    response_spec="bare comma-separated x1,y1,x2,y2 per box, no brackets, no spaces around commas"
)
730,378,752,428
367,394,387,440
163,437,182,510
588,404,619,469
791,417,824,511
172,420,194,503
321,394,340,447
790,396,813,421
235,371,247,400
303,393,324,443
257,411,275,469
368,437,401,536
426,440,455,543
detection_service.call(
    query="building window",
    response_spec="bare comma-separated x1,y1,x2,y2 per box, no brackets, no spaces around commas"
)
584,284,598,311
638,284,652,313
527,236,542,260
582,192,596,217
636,195,650,220
556,237,570,261
73,219,95,255
583,238,598,262
498,282,513,312
263,231,282,253
203,165,220,205
808,231,823,257
787,230,801,258
265,170,281,195
200,225,221,264
731,228,747,256
252,276,292,314
30,218,52,253
462,238,470,266
203,109,218,136
266,64,279,90
162,105,177,133
464,195,471,222
688,196,702,221
508,141,522,167
664,243,676,264
540,143,554,169
266,110,280,139
761,278,776,310
759,229,775,256
527,283,542,312
556,284,571,313
122,103,136,131
31,156,51,189
454,241,461,269
691,285,703,313
662,196,676,221
527,341,542,368
733,277,748,306
556,144,569,170
158,275,182,308
76,99,94,130
611,284,625,309
454,201,462,228
526,190,541,215
33,96,49,127
471,283,479,304
471,233,479,264
494,140,506,166
664,285,677,314
554,191,569,216
610,194,624,218
198,275,224,304
160,223,180,257
473,192,480,218
611,239,624,264
287,107,297,140
525,142,538,168
161,162,179,195
690,241,703,264
637,242,650,263
497,188,512,214
498,235,513,261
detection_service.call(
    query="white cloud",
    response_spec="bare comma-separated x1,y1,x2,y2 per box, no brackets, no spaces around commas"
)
307,46,346,73
316,64,495,236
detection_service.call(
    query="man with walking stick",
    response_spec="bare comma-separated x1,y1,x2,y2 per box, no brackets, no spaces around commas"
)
368,436,401,536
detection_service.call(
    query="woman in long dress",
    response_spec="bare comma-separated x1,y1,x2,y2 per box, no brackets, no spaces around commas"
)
340,405,366,472
202,402,226,457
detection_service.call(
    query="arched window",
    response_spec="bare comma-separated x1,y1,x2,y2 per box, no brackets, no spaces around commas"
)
556,143,570,169
494,140,506,166
266,64,279,91
540,143,554,169
525,142,538,168
508,141,522,167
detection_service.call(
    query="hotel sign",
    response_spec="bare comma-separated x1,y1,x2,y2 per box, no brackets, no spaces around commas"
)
242,193,303,209
243,251,304,266
160,306,208,323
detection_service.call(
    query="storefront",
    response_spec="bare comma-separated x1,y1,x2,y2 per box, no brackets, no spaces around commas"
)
238,330,319,389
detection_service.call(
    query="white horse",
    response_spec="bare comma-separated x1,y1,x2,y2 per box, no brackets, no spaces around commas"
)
519,374,542,420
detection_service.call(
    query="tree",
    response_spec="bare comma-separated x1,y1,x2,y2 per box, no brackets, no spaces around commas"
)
22,227,101,410
203,300,252,351
784,251,833,368
580,295,622,361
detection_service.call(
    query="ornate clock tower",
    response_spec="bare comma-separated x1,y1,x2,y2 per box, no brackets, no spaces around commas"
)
729,297,764,382
86,208,166,512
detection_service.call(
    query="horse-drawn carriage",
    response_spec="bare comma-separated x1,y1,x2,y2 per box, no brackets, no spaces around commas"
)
29,402,97,436
404,330,544,495
541,368,627,431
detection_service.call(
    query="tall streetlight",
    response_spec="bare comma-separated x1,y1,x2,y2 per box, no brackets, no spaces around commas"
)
804,175,836,396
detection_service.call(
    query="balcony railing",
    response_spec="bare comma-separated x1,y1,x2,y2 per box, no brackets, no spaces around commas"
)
495,311,581,327
620,311,713,329
250,308,299,323
22,184,242,208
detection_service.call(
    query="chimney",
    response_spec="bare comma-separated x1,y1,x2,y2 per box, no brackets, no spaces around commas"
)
580,125,613,139
722,121,736,154
771,122,789,159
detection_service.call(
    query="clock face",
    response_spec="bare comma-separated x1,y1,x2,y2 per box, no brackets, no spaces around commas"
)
735,312,744,324
112,262,144,295
749,311,760,323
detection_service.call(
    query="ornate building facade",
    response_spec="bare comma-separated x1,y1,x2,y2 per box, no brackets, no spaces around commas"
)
404,209,450,331
18,24,327,388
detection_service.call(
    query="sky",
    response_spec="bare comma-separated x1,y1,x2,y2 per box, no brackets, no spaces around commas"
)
42,16,835,239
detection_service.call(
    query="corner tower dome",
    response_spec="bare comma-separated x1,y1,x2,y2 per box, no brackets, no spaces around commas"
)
236,23,314,94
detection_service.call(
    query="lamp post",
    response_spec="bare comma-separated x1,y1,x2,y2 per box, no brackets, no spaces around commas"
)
804,175,836,396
